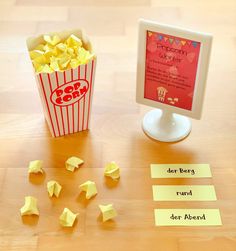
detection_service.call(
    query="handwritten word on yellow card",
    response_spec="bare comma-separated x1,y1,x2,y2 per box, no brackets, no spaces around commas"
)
154,209,222,226
152,185,217,201
150,164,212,178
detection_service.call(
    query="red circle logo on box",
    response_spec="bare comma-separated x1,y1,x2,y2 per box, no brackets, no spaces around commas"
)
50,79,89,107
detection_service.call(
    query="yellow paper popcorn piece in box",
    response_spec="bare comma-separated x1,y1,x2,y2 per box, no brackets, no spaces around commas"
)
35,44,45,51
20,196,39,216
28,160,43,174
99,204,117,222
58,53,71,69
50,57,60,71
67,47,74,54
41,64,53,73
33,54,47,65
34,63,53,73
65,156,84,172
29,33,94,74
33,62,53,74
70,58,80,69
33,61,44,73
43,34,61,46
67,48,76,58
66,34,82,48
59,208,78,227
77,47,94,65
44,50,54,63
47,180,62,198
104,161,120,180
29,50,44,60
43,43,54,52
56,42,67,52
79,180,97,199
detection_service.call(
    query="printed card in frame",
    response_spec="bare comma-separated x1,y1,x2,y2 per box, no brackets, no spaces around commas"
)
136,19,213,119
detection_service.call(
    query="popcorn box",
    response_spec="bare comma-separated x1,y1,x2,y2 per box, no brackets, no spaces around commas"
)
26,30,96,137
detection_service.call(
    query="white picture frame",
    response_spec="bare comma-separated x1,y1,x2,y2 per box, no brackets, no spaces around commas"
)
136,19,213,119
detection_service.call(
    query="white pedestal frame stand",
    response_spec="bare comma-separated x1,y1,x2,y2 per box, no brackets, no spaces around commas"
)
142,109,192,142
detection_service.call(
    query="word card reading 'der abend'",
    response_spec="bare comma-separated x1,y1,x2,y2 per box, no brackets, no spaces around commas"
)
154,209,222,226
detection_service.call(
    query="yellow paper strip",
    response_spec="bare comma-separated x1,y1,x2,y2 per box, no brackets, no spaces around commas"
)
154,209,222,226
152,185,217,201
150,164,212,178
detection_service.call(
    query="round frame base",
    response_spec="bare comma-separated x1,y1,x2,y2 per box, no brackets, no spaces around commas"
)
142,109,192,142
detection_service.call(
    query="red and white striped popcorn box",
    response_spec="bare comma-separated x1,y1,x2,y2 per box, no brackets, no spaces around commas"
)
26,30,96,137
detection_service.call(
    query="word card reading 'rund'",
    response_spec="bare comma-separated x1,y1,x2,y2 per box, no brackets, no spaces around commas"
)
154,209,222,226
152,185,217,201
150,164,212,178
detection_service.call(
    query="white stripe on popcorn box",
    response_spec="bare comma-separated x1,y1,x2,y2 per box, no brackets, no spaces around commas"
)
35,59,96,137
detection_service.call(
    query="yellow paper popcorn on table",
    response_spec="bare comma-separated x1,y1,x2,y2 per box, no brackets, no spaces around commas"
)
99,204,117,222
65,156,84,172
20,196,39,216
47,180,62,198
28,160,43,174
29,33,94,74
79,180,97,199
104,161,120,180
59,208,78,227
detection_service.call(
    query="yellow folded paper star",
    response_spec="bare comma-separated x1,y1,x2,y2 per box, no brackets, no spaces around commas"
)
99,204,117,222
59,208,78,227
47,180,62,198
79,180,97,199
20,196,39,216
28,160,43,174
65,156,84,172
104,161,120,180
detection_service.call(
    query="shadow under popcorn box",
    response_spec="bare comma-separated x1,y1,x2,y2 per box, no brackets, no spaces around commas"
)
26,29,96,137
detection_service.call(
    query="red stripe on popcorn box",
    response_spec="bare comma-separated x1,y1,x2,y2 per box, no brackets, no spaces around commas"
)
35,59,96,137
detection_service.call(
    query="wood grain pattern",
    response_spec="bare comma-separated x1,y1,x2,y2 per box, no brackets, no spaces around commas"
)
0,0,236,250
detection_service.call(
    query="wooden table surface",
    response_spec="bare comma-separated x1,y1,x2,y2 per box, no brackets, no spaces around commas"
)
0,0,236,250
